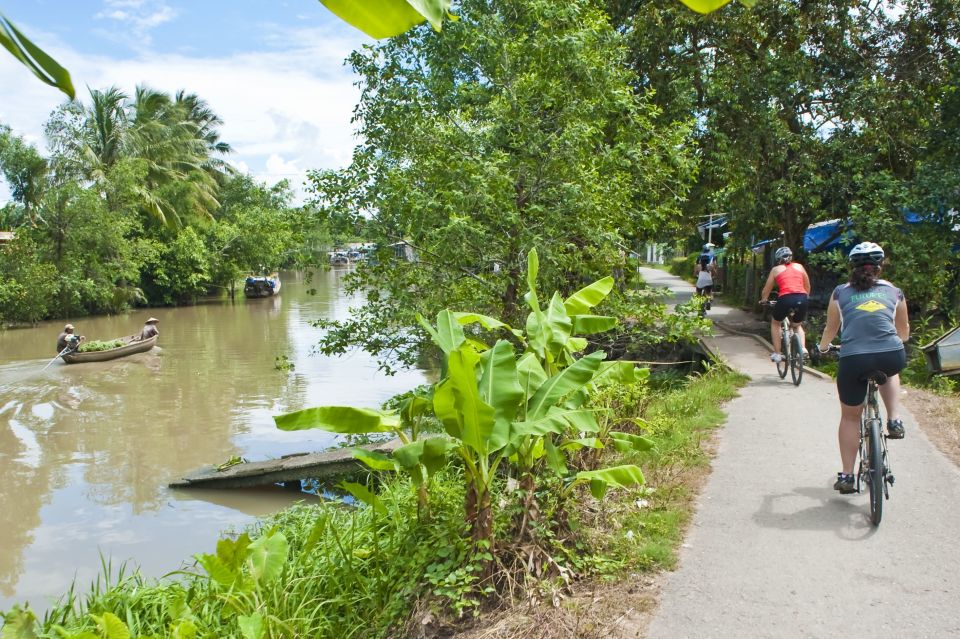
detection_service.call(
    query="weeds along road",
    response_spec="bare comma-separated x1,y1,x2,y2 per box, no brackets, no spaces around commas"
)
637,266,960,638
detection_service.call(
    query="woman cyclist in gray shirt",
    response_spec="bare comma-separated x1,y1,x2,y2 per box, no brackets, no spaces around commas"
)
816,242,910,494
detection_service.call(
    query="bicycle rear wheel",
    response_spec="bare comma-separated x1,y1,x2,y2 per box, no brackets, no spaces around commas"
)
777,327,789,379
864,418,884,526
790,333,804,386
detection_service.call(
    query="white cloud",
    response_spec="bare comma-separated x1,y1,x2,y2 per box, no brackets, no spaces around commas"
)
0,23,366,204
95,1,179,46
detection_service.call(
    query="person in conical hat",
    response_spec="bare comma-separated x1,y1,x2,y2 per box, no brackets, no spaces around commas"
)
138,317,160,341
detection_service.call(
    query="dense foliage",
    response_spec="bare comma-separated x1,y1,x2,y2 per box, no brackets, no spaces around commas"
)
613,0,960,311
0,90,316,324
311,0,697,369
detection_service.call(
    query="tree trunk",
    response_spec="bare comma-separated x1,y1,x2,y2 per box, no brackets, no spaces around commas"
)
465,482,494,580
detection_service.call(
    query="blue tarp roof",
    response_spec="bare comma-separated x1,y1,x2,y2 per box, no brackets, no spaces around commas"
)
803,218,854,253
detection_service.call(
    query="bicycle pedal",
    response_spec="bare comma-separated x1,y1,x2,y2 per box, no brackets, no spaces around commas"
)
887,474,895,485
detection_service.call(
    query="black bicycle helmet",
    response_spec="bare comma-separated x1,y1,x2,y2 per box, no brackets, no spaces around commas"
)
848,242,884,266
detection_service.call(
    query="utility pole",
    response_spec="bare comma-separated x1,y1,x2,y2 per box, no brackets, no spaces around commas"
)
698,213,716,246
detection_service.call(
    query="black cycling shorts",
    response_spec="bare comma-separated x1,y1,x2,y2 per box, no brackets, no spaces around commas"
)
772,293,808,322
836,348,907,406
696,285,713,295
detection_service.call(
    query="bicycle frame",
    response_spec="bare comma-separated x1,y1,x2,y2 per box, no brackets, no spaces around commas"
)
769,302,804,385
857,377,893,525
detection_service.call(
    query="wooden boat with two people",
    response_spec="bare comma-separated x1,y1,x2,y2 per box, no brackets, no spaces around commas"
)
61,334,158,364
244,272,281,298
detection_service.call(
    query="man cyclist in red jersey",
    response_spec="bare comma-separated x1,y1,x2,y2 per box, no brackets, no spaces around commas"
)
760,246,811,363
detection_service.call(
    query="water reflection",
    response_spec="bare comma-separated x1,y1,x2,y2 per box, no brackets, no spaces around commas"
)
0,269,427,608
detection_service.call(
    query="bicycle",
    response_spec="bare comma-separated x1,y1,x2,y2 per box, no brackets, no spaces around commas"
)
763,300,804,386
823,345,894,525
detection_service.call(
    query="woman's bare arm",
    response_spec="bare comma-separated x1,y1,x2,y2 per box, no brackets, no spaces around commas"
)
818,299,842,351
895,299,910,342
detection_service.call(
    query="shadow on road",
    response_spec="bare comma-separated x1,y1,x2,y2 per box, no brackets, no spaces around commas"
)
753,486,878,540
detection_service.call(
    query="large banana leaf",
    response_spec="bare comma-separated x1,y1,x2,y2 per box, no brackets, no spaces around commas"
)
392,436,456,474
575,464,646,499
563,276,614,316
544,292,573,357
479,340,523,449
609,431,655,453
400,394,432,425
527,351,605,420
418,309,465,355
677,0,734,13
572,314,617,335
593,361,650,385
319,0,449,39
0,13,75,99
454,312,523,338
274,406,399,433
341,481,388,515
352,448,397,471
433,345,496,455
517,352,548,399
511,407,600,441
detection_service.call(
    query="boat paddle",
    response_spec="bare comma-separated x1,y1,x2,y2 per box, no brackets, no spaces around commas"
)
40,345,73,372
40,336,85,372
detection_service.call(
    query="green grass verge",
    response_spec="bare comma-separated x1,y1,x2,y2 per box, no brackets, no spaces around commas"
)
585,365,747,576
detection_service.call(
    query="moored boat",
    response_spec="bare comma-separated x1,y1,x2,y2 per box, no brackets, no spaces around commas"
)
244,273,281,298
61,335,158,364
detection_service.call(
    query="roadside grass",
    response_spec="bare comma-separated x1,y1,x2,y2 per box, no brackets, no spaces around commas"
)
595,365,746,575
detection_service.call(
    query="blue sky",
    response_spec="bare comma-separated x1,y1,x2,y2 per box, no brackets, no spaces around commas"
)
0,0,374,201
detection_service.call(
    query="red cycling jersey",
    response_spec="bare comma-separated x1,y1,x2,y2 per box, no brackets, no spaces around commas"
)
775,263,807,295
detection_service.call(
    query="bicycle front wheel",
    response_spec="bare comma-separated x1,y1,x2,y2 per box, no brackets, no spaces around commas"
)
865,418,884,526
790,333,804,386
777,328,789,379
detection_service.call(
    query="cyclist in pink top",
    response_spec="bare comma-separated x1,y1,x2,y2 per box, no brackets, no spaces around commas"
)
760,246,811,363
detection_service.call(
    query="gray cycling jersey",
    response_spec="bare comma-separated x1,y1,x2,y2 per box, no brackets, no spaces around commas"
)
832,280,904,357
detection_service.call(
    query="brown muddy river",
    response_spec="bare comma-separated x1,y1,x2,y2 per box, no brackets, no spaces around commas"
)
0,269,428,611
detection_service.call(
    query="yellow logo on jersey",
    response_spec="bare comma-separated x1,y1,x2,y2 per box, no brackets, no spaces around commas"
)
856,300,886,313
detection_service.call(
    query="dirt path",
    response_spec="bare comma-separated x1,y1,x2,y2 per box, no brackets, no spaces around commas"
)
638,267,960,638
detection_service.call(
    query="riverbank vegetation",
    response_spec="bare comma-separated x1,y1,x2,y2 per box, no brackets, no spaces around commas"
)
0,90,320,325
1,330,742,639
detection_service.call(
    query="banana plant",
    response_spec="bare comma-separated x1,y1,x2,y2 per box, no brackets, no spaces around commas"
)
273,248,650,559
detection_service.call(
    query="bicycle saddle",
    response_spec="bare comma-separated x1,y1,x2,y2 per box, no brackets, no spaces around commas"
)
862,370,888,385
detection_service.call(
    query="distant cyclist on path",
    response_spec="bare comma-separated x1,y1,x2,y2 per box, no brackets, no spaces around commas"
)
694,252,718,311
816,242,910,494
760,246,811,363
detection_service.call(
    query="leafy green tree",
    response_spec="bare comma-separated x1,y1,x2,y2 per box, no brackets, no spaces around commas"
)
0,234,57,324
0,124,47,225
206,175,297,297
140,226,211,305
312,0,695,370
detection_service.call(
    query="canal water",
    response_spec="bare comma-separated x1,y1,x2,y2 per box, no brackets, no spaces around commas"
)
0,269,428,611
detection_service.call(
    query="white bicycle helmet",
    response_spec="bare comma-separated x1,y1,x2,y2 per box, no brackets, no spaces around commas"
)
848,242,884,266
774,246,793,263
